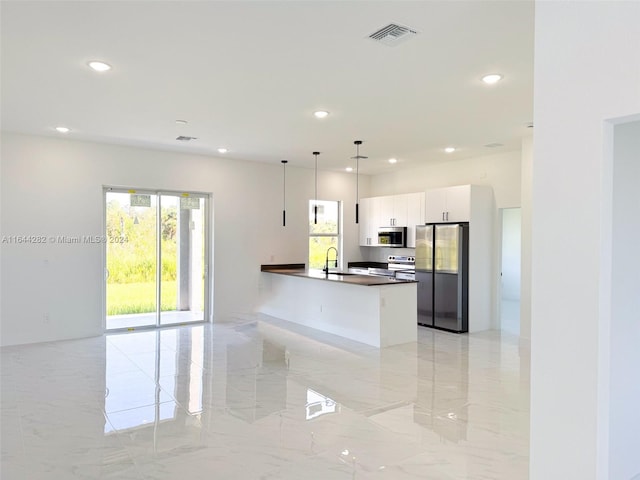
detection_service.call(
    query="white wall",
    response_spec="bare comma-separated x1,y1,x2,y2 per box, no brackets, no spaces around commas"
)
370,150,521,209
0,132,368,346
520,134,532,340
531,1,640,479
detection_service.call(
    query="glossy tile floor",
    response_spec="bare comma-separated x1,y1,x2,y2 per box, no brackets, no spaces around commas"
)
1,315,530,479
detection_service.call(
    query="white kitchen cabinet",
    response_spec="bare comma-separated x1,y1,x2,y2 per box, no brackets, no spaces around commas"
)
358,197,378,246
425,185,471,223
378,194,408,227
360,193,424,247
406,192,425,248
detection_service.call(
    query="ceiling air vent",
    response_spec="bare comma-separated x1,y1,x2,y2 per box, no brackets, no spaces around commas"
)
368,23,419,47
484,143,504,148
176,135,197,141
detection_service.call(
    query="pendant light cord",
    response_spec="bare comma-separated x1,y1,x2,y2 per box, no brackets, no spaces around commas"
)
354,140,364,224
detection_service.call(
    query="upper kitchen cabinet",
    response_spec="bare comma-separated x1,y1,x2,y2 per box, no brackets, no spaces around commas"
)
425,185,493,224
358,197,379,246
359,193,425,247
379,194,408,227
425,185,471,223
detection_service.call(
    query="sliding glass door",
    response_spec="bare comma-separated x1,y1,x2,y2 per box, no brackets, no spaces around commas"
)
158,193,206,326
105,188,209,331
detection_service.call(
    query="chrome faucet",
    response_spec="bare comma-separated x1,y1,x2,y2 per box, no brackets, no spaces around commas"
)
323,247,338,275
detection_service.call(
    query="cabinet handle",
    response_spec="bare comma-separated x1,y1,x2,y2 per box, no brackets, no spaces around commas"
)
446,211,449,221
442,212,445,221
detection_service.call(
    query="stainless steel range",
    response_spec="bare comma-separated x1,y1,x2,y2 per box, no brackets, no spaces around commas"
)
348,255,415,279
388,255,415,280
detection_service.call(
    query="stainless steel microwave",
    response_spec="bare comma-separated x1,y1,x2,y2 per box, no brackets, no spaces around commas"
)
377,227,407,247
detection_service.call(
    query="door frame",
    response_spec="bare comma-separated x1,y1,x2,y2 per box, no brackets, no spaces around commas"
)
102,186,212,332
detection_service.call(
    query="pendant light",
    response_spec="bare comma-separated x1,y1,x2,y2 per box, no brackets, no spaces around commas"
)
351,140,367,224
281,160,288,226
313,151,320,224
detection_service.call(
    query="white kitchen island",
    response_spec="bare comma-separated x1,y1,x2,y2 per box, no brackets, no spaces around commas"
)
258,265,417,348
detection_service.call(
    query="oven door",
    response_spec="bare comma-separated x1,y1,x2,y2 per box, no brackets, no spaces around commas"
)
394,270,415,281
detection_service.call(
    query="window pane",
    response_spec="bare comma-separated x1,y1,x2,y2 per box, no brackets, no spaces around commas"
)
309,236,338,270
309,200,338,234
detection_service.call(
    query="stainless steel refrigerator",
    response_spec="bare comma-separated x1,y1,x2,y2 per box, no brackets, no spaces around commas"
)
415,223,469,333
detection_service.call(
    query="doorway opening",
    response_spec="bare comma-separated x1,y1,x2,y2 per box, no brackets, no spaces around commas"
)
607,118,640,478
500,207,521,335
104,188,210,331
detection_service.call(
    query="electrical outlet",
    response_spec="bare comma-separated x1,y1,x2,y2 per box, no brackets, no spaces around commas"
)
43,314,50,324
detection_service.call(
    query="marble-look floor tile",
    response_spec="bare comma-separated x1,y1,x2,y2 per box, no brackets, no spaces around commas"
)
0,317,530,479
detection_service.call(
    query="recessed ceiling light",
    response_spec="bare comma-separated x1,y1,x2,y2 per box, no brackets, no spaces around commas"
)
388,158,397,164
482,73,503,84
346,167,353,172
444,147,456,153
175,119,188,125
217,147,228,154
313,111,329,119
55,126,70,133
88,61,111,72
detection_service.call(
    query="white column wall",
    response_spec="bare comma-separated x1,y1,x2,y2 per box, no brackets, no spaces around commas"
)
531,2,640,479
520,134,533,340
0,132,369,346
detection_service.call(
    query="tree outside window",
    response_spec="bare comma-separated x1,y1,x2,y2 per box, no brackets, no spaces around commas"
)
309,200,340,270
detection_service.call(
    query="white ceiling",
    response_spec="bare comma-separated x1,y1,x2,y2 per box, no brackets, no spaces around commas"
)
1,1,534,175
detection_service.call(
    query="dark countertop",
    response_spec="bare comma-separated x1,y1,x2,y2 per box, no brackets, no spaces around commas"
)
347,261,388,268
260,263,306,271
261,264,416,286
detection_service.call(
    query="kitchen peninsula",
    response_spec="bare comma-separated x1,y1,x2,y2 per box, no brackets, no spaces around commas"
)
258,265,417,347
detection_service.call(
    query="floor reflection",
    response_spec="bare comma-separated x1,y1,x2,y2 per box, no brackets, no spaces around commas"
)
414,331,470,443
1,317,529,480
225,339,288,423
104,327,205,434
306,388,340,420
